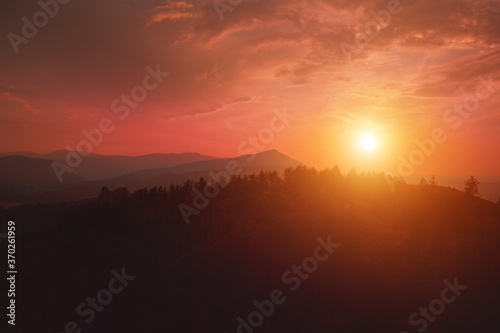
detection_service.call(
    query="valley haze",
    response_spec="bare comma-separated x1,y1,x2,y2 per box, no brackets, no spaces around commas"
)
1,149,499,206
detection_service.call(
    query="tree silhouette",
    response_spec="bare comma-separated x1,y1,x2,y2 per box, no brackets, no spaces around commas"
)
3,165,500,332
429,175,438,186
418,177,428,186
464,176,480,197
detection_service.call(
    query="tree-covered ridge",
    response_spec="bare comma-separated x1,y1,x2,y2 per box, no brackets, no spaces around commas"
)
1,166,500,332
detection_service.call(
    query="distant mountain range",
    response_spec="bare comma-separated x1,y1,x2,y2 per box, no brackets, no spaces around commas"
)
1,150,499,205
0,150,219,180
0,150,302,204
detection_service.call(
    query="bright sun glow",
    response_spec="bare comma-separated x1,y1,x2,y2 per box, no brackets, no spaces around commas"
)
360,133,378,151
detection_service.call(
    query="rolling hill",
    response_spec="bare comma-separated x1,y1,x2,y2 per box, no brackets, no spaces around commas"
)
0,150,302,204
0,150,220,180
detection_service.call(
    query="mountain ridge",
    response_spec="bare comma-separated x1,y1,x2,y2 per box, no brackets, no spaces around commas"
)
0,149,302,204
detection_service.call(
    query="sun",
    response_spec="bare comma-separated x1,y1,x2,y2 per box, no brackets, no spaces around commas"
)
359,133,378,152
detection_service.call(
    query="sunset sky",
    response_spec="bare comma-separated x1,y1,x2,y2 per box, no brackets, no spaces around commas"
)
1,0,499,176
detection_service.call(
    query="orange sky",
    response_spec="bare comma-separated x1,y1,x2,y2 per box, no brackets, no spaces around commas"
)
1,0,499,176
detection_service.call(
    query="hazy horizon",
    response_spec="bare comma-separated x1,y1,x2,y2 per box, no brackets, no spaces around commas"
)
2,148,500,178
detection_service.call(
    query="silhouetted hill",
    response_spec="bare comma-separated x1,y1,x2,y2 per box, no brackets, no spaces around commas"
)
1,166,499,332
0,151,46,158
0,150,220,180
163,149,300,174
0,150,302,204
0,155,84,199
407,175,500,202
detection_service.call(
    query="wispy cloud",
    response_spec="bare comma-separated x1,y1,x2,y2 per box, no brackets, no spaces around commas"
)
148,1,196,26
0,92,41,115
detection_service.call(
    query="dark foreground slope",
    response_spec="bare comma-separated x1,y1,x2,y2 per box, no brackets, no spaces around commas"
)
1,167,500,332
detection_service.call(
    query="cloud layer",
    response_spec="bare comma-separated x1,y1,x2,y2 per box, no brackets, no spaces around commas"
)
0,0,499,174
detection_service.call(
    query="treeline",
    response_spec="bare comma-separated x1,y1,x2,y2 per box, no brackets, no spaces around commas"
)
1,166,500,332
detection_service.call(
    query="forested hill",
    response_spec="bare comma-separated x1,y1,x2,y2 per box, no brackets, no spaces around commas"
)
2,166,500,332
